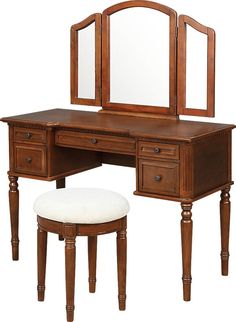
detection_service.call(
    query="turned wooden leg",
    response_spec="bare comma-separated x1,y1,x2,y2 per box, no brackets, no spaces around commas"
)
65,229,76,322
9,175,19,261
117,217,127,311
56,177,66,189
88,236,97,293
181,202,193,301
220,187,231,276
37,226,48,301
56,178,65,241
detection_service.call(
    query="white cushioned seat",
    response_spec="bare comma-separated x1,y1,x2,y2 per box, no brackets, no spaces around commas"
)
33,188,129,224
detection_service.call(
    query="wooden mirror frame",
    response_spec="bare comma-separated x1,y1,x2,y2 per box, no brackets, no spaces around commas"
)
101,1,178,116
70,13,102,106
177,15,216,117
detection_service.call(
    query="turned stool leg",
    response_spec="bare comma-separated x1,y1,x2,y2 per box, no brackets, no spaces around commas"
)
56,178,66,241
116,217,127,310
37,226,48,301
180,202,193,301
9,175,19,261
220,187,231,276
88,236,97,293
65,225,76,322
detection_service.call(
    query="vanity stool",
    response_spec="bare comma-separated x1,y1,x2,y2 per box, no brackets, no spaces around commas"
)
33,188,129,322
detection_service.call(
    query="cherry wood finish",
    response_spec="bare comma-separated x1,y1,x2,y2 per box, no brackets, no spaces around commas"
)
71,13,102,106
37,215,127,322
181,202,193,301
56,177,66,241
8,175,19,261
220,187,231,275
55,129,136,155
1,108,235,301
177,15,216,117
37,227,47,301
102,0,177,116
88,236,97,293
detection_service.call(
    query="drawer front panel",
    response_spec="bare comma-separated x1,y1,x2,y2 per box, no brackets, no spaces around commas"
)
55,130,136,155
139,159,179,196
14,127,46,144
14,144,47,176
138,141,179,160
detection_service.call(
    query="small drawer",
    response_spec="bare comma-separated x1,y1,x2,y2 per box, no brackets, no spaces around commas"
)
138,159,179,196
55,130,136,155
138,141,179,160
14,144,47,176
14,127,46,144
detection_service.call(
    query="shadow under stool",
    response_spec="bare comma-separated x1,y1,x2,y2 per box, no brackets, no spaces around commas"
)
33,188,129,322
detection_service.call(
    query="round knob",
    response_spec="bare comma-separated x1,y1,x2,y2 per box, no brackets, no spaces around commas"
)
25,157,32,164
154,147,160,153
154,175,161,182
91,138,97,144
24,132,32,139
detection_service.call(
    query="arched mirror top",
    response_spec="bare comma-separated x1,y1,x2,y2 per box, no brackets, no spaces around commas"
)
102,0,177,17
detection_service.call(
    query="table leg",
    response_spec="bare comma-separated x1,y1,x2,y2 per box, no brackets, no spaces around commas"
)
56,177,66,189
56,178,66,241
9,175,19,261
180,202,193,301
220,186,231,276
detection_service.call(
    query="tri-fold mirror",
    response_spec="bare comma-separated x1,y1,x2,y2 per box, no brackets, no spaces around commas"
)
71,0,215,118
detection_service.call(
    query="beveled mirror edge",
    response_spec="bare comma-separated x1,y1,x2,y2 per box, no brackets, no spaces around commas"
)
70,13,102,106
101,0,178,117
177,14,216,117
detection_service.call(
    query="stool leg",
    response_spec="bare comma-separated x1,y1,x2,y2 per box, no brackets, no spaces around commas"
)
65,236,76,322
88,236,97,293
117,223,127,311
56,178,65,241
37,226,48,301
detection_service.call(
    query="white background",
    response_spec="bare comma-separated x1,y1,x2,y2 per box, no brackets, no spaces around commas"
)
0,1,236,321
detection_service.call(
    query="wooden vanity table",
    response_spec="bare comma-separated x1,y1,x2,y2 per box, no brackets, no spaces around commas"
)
1,1,235,302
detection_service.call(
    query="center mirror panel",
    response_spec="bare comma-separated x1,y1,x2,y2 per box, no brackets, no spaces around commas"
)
110,8,169,107
102,2,177,116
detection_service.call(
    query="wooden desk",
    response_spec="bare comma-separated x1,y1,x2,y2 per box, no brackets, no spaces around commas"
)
1,108,235,301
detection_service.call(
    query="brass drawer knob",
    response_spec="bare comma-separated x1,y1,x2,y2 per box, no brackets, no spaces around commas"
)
154,175,162,182
24,132,32,139
25,157,32,164
91,138,97,144
154,147,160,153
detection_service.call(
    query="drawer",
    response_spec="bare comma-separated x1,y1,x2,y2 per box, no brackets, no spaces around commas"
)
55,130,136,155
138,159,179,196
14,127,46,144
138,141,179,160
14,144,47,176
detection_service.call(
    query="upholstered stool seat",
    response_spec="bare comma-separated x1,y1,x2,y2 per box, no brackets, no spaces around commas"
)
34,188,129,224
34,188,129,322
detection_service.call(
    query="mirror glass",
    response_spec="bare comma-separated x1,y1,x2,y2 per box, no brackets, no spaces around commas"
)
109,8,169,107
77,22,95,99
186,25,207,109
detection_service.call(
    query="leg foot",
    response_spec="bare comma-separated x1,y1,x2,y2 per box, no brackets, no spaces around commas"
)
9,175,19,261
181,202,193,301
220,187,231,276
117,217,127,310
88,236,97,293
37,226,48,301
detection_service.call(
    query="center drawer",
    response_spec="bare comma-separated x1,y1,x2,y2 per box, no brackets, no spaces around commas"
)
55,130,136,155
138,159,179,196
